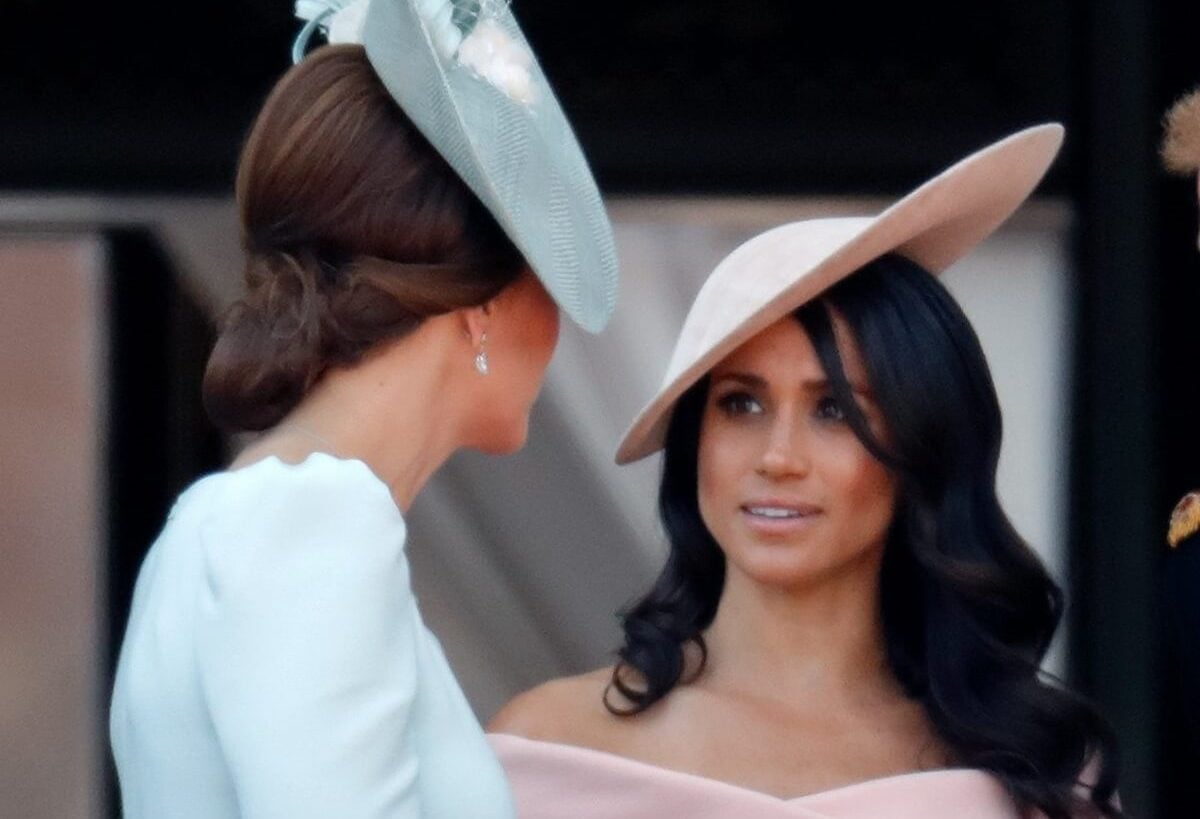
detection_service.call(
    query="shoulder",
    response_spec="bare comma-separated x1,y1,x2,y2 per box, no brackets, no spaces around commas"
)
197,453,409,597
211,452,399,526
202,452,402,542
488,668,620,743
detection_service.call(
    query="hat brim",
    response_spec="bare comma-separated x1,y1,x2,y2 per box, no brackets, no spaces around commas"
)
362,1,618,333
614,123,1065,464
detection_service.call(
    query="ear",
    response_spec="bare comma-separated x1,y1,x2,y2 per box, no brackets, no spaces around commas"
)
460,301,493,348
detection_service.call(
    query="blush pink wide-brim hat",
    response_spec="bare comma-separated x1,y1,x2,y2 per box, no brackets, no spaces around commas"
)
615,123,1065,465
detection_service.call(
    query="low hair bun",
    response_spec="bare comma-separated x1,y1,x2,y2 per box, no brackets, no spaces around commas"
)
200,45,525,432
203,250,331,431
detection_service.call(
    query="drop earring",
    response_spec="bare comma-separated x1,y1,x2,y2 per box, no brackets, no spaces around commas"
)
474,332,489,375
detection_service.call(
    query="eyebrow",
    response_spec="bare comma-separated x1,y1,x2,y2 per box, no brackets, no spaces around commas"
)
712,370,875,399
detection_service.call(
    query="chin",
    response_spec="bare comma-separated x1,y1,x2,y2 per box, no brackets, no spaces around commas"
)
475,417,529,455
736,553,828,589
730,539,882,591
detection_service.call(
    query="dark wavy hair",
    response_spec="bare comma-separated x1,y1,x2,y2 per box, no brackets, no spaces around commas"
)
607,253,1121,818
203,45,525,432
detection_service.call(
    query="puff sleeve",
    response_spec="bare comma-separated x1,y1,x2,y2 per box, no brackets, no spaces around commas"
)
195,456,420,818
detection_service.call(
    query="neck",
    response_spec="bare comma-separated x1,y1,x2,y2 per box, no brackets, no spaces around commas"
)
234,317,469,512
702,553,900,708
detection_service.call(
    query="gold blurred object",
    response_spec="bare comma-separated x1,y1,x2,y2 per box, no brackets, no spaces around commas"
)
1162,87,1200,174
1168,491,1200,548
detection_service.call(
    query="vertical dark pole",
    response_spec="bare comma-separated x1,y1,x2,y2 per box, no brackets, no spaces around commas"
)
103,229,225,818
1157,1,1200,814
1071,0,1160,814
104,230,170,818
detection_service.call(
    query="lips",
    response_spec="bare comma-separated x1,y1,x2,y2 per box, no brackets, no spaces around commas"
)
744,506,805,519
741,500,822,518
739,500,822,535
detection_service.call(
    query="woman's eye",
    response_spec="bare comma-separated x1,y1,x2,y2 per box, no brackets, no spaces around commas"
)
715,391,763,416
815,395,846,422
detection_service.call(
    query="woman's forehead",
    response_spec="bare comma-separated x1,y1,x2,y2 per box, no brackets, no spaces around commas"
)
709,313,869,385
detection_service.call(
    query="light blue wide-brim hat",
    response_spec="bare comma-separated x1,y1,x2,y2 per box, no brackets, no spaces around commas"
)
294,0,619,333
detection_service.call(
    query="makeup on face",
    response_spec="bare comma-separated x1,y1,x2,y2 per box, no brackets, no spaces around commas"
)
696,316,896,588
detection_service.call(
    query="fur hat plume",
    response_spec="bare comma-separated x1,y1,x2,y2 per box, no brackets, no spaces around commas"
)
1162,88,1200,175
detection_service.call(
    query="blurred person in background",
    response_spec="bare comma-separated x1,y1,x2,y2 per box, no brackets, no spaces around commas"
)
1161,86,1200,773
489,126,1122,818
1162,87,1200,214
107,0,617,817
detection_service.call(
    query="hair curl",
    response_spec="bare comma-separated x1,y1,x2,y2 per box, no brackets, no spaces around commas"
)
608,254,1121,818
203,45,525,431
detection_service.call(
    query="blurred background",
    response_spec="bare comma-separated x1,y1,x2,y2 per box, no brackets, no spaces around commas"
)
2,0,1198,817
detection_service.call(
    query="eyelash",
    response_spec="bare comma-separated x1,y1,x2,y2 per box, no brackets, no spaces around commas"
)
713,391,848,423
815,395,847,422
714,391,762,416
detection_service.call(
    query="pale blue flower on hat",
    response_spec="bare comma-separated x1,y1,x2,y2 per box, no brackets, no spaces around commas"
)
410,0,462,59
294,1,368,53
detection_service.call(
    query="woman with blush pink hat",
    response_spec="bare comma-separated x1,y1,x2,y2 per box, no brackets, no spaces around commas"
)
489,125,1122,819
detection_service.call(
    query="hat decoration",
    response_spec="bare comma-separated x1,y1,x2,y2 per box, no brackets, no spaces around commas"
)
295,0,535,105
288,0,620,333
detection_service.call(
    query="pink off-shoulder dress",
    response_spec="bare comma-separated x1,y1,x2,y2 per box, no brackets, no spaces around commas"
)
488,733,1025,819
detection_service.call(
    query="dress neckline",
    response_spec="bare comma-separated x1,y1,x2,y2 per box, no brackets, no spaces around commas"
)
488,732,1002,806
227,449,373,478
176,451,403,518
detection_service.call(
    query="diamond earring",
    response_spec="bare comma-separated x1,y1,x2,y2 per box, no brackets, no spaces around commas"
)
474,332,489,375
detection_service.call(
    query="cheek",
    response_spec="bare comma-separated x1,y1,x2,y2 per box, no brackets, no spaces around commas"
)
521,309,558,396
542,305,560,357
828,451,896,545
486,308,558,445
696,444,721,533
521,280,559,356
507,299,558,385
520,299,559,379
696,417,751,540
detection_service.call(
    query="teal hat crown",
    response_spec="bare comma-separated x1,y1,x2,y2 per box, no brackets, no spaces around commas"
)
293,0,619,333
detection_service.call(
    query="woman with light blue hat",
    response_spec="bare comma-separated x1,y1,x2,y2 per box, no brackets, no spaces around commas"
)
109,1,617,816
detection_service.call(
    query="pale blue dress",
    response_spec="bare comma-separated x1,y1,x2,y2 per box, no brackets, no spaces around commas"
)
110,453,515,818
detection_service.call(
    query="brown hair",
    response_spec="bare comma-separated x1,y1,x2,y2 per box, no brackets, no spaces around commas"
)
1162,87,1200,174
203,45,526,431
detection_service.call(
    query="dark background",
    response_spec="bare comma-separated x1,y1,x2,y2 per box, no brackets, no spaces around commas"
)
4,0,1076,194
6,0,1199,815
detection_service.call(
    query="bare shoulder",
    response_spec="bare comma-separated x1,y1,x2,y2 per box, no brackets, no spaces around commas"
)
487,667,621,744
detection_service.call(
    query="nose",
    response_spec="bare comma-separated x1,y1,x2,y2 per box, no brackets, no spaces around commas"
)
755,413,809,480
